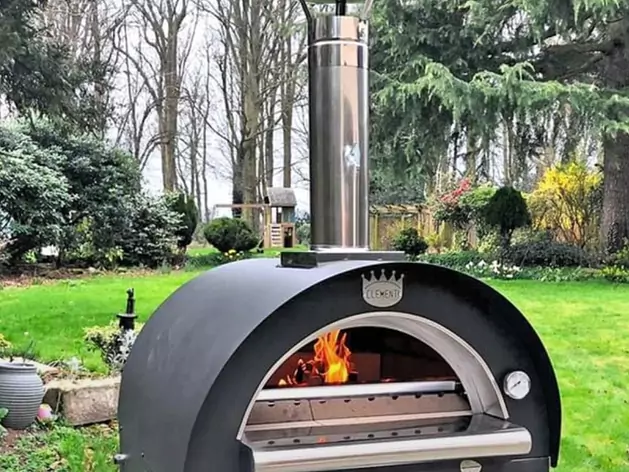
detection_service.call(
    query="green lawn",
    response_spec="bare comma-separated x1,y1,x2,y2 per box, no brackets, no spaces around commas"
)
1,274,628,471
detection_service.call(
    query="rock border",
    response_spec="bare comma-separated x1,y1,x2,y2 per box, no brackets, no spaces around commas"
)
43,376,120,426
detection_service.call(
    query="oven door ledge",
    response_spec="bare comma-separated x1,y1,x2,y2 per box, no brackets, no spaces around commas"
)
243,414,533,472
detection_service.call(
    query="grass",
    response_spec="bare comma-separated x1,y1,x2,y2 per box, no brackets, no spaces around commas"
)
1,274,628,471
0,424,117,471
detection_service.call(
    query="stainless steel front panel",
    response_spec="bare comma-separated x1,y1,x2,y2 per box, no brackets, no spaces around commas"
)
309,16,370,250
248,414,533,472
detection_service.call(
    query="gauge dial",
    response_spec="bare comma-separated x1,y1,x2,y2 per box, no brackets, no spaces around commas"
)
503,371,531,400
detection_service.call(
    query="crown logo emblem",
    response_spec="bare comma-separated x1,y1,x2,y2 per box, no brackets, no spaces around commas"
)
361,269,404,308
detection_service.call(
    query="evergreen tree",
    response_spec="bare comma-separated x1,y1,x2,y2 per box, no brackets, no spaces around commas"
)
0,0,106,131
169,193,199,251
370,0,629,252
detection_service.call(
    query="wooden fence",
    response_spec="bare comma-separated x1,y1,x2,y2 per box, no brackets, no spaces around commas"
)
369,204,478,251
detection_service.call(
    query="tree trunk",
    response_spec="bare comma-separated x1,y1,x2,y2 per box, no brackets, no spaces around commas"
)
162,24,180,192
201,122,210,222
281,31,294,188
265,99,275,189
600,25,629,253
601,134,629,252
90,1,106,137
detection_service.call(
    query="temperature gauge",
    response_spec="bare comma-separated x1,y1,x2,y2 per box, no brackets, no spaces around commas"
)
503,371,531,400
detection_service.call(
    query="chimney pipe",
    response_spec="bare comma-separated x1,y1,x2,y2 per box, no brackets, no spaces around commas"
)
308,13,370,251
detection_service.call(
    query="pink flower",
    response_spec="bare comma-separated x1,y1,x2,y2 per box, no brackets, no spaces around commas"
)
37,404,54,423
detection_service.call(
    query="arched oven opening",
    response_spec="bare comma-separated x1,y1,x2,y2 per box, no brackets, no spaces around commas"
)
240,313,529,472
245,325,470,447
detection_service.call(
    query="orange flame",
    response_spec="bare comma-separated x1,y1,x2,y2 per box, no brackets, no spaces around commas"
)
277,329,352,386
314,330,351,384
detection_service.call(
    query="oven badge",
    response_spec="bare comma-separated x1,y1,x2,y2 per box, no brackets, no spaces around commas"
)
361,269,404,308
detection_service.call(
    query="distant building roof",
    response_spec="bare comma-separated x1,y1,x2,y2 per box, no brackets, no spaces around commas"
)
264,187,297,207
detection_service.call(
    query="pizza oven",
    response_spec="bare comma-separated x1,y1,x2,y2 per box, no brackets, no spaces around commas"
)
116,259,561,472
114,1,561,471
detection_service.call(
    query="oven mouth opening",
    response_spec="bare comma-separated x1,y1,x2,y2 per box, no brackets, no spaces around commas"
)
239,312,527,471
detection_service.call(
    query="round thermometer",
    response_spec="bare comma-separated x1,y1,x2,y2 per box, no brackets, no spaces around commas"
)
503,371,531,400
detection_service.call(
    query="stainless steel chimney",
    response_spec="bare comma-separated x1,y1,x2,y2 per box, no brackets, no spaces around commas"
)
308,12,370,251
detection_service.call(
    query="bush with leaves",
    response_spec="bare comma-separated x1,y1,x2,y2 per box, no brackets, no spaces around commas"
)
600,265,629,284
420,250,486,269
433,180,497,249
297,223,311,245
459,185,497,237
0,147,70,262
433,178,473,229
505,233,593,268
393,227,428,258
606,239,629,269
116,194,182,268
84,321,144,373
529,162,602,249
0,120,143,267
483,187,531,253
168,193,199,251
203,217,259,253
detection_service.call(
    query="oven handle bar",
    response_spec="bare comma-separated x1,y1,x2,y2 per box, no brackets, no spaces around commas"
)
251,423,532,472
257,380,459,402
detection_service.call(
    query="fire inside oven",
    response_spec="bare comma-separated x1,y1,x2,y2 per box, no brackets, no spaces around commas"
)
241,326,518,472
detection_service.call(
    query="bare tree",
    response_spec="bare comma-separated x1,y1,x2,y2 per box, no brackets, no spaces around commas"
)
112,19,160,170
115,0,194,191
199,0,306,224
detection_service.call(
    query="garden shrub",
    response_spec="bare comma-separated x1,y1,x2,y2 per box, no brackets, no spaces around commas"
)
529,162,602,249
600,265,629,283
203,217,259,253
0,148,70,262
393,227,428,258
458,184,497,237
477,231,501,255
433,178,473,229
84,321,144,373
420,250,485,269
295,211,311,246
425,230,449,253
297,223,311,245
483,186,531,253
506,233,592,267
606,239,629,269
432,180,497,249
185,250,252,270
0,119,152,268
185,253,221,270
168,192,199,251
117,194,181,268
